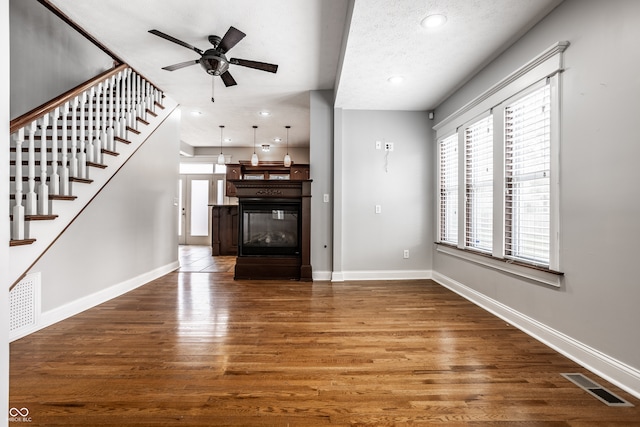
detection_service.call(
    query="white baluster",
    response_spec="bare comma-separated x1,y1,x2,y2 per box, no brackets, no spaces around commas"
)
128,70,136,131
108,75,115,149
101,77,112,151
114,71,122,138
122,68,132,139
12,129,25,240
60,102,70,196
69,96,79,178
94,83,103,165
78,92,87,179
25,121,37,215
38,115,50,215
87,87,95,163
120,69,128,138
49,108,60,195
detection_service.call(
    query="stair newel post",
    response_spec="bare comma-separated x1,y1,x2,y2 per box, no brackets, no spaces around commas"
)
49,108,60,196
94,82,103,165
12,129,25,240
25,121,38,216
78,92,88,179
86,87,95,164
70,96,79,179
60,101,70,196
37,115,50,215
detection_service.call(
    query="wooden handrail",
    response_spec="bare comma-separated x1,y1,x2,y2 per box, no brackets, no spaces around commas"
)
10,64,129,134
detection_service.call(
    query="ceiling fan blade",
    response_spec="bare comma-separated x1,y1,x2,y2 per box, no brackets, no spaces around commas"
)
162,59,200,71
220,71,237,87
149,29,203,55
230,58,278,73
218,26,246,53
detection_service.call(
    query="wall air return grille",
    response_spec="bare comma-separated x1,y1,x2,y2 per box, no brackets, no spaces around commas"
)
9,272,41,340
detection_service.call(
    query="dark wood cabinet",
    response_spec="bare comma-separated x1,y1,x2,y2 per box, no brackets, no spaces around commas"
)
290,165,310,180
211,205,238,256
225,164,242,197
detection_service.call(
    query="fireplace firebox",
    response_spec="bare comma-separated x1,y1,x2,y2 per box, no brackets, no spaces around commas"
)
231,179,312,281
240,201,301,256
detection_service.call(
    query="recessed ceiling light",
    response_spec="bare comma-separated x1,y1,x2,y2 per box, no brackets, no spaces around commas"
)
224,138,232,143
191,110,203,116
273,137,282,142
258,111,271,117
388,75,404,84
421,14,447,28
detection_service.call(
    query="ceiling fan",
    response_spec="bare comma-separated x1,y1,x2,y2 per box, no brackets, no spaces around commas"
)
149,26,278,101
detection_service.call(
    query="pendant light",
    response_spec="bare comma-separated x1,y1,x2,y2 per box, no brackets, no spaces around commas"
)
217,125,225,165
283,125,292,167
251,125,259,166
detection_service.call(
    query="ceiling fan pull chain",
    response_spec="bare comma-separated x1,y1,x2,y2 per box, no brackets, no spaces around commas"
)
211,76,215,103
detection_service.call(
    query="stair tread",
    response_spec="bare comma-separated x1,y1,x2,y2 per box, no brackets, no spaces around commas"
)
10,239,36,247
10,214,58,221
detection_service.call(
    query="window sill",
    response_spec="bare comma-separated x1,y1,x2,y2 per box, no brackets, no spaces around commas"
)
435,243,563,288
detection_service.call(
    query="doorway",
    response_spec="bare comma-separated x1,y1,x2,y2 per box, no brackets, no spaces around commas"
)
178,173,225,246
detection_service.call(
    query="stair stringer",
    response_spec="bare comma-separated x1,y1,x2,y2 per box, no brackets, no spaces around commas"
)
9,97,179,288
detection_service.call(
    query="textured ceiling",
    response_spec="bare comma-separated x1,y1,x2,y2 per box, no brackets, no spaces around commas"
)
47,0,563,149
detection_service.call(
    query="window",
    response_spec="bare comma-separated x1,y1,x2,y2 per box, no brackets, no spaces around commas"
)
465,115,493,252
504,85,551,265
434,41,567,277
439,134,458,244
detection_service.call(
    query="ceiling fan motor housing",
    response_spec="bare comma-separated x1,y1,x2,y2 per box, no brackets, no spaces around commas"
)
201,50,229,76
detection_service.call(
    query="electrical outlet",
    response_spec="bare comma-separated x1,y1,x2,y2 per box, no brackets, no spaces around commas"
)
384,142,394,152
403,249,410,259
375,205,382,214
323,194,330,203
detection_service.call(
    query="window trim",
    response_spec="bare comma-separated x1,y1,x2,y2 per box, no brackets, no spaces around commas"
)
434,41,568,278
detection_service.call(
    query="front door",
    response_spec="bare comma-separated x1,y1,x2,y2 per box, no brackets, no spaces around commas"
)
179,174,215,246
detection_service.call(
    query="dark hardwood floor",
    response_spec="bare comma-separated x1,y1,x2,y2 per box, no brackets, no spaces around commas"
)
9,246,640,425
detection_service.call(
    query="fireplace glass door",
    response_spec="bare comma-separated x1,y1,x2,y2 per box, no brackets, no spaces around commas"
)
240,202,301,256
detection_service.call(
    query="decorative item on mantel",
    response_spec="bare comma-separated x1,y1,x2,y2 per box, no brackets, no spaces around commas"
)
217,125,225,165
283,125,292,167
251,125,259,166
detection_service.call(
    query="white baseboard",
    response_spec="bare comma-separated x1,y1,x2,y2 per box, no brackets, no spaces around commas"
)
333,270,432,282
432,271,640,400
312,270,332,281
17,261,180,341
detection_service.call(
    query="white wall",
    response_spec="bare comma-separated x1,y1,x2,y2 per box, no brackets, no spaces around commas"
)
26,112,180,320
1,0,10,424
335,110,433,280
9,0,113,119
310,90,334,279
433,0,640,396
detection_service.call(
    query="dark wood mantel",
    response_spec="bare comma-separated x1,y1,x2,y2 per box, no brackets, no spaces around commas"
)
231,179,312,281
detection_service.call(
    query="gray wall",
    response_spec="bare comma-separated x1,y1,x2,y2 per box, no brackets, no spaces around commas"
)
29,113,180,313
433,0,640,371
9,0,113,119
336,110,433,278
1,0,10,424
310,90,334,278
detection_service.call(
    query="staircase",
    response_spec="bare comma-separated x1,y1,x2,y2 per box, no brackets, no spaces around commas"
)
9,64,177,287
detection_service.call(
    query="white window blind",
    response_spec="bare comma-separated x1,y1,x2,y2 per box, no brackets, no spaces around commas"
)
504,84,551,265
465,115,493,252
439,134,458,244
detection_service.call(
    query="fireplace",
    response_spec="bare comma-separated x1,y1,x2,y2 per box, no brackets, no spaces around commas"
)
231,179,312,281
240,201,301,256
